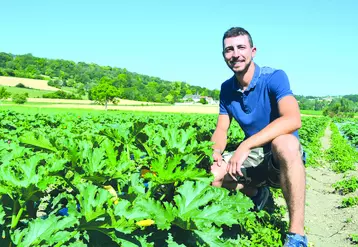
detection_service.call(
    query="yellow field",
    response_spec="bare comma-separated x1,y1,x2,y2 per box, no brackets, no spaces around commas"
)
0,76,58,91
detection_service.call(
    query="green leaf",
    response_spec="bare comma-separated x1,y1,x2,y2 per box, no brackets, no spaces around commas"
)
19,132,58,152
194,228,239,247
114,199,149,220
174,181,254,230
134,197,176,230
11,214,79,247
76,183,111,222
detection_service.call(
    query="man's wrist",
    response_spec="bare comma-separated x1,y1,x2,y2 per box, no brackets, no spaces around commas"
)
213,148,222,154
240,140,253,150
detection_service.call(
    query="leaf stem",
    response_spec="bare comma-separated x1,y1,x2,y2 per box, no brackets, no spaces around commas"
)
10,202,24,230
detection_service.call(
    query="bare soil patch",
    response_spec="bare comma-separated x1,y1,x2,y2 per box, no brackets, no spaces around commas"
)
304,125,358,247
0,76,58,91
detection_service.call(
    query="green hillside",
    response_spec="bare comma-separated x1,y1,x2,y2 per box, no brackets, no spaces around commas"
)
0,52,220,103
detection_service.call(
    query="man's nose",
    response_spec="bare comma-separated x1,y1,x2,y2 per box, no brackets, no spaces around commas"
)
233,48,240,57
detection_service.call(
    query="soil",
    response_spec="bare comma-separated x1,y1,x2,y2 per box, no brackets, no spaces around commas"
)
304,125,358,247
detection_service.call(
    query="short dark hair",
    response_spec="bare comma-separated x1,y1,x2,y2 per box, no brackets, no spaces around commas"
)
223,27,253,48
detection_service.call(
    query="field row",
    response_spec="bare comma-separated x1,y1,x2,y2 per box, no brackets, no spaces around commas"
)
0,110,333,246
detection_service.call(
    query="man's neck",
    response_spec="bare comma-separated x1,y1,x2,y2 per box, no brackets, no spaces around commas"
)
235,62,255,90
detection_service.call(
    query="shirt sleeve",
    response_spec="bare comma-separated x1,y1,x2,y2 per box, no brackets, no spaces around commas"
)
268,70,293,102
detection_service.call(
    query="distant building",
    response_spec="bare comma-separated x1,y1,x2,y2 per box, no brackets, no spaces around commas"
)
182,93,201,103
182,93,217,105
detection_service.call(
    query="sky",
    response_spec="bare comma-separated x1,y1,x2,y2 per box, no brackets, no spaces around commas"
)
1,0,357,96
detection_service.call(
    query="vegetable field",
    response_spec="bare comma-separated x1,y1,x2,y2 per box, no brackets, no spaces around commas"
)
0,110,356,247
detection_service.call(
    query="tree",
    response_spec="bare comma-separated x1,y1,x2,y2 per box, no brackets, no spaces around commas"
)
199,97,208,105
323,98,355,118
89,77,121,110
0,87,11,102
12,93,27,104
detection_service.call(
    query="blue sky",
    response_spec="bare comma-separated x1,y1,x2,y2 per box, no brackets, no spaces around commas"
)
1,0,357,96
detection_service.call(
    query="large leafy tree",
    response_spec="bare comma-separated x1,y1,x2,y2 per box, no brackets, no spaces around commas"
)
323,98,356,117
89,77,121,110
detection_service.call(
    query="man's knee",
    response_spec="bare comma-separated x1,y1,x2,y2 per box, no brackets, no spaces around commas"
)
271,134,301,162
211,162,227,183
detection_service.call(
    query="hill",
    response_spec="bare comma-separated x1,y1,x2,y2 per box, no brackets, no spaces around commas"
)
0,52,220,103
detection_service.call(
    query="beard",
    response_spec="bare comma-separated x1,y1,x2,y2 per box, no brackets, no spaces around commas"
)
230,58,253,75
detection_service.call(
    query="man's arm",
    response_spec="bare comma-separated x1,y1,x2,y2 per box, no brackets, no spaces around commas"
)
211,114,231,154
227,95,301,179
243,95,301,149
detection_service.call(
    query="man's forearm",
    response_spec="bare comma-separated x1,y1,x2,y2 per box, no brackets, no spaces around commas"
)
243,115,301,149
211,129,228,154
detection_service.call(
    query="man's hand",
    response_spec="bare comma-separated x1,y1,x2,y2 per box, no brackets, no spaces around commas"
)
227,142,251,181
212,150,223,167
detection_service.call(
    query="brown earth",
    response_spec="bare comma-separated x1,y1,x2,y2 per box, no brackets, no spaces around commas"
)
304,125,358,247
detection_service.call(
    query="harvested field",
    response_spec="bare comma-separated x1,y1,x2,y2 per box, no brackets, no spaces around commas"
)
0,76,58,91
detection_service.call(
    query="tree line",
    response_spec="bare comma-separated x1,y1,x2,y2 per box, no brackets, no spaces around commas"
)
0,52,220,103
295,95,358,117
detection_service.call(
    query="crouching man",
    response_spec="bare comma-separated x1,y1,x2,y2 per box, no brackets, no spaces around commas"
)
210,26,308,247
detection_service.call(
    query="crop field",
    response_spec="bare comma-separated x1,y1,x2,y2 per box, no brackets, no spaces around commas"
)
0,76,58,91
0,109,357,247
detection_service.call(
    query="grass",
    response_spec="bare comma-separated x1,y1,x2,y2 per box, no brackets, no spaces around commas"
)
0,105,106,115
0,104,216,116
300,110,323,115
2,86,54,98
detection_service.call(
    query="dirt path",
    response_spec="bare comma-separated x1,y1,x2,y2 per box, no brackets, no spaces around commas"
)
305,124,358,247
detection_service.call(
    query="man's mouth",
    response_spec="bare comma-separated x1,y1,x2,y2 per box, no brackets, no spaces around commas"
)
231,60,244,66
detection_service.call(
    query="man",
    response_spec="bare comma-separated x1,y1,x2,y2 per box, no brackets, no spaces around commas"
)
210,27,308,247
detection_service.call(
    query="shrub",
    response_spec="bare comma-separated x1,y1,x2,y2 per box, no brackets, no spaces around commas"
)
47,79,63,89
333,177,358,195
199,98,208,105
12,93,27,104
341,196,358,208
43,90,81,100
15,83,26,88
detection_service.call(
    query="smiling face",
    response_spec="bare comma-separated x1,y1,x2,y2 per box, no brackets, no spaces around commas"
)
223,35,256,74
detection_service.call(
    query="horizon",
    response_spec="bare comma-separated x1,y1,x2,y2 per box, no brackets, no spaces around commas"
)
1,51,355,98
1,0,357,97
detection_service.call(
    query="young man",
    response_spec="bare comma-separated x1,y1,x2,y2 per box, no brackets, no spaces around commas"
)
210,27,308,247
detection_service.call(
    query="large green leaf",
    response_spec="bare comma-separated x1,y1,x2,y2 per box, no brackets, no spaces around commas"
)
174,181,254,230
11,214,79,247
76,183,111,222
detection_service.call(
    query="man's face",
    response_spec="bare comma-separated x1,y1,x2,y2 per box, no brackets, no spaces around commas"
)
223,35,256,74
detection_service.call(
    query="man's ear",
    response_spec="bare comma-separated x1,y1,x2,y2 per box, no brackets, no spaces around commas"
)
251,46,257,58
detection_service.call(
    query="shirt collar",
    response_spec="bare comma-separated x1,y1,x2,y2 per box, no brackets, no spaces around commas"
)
232,63,261,93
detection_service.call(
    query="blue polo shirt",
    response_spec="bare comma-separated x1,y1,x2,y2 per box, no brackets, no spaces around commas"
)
219,63,299,144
